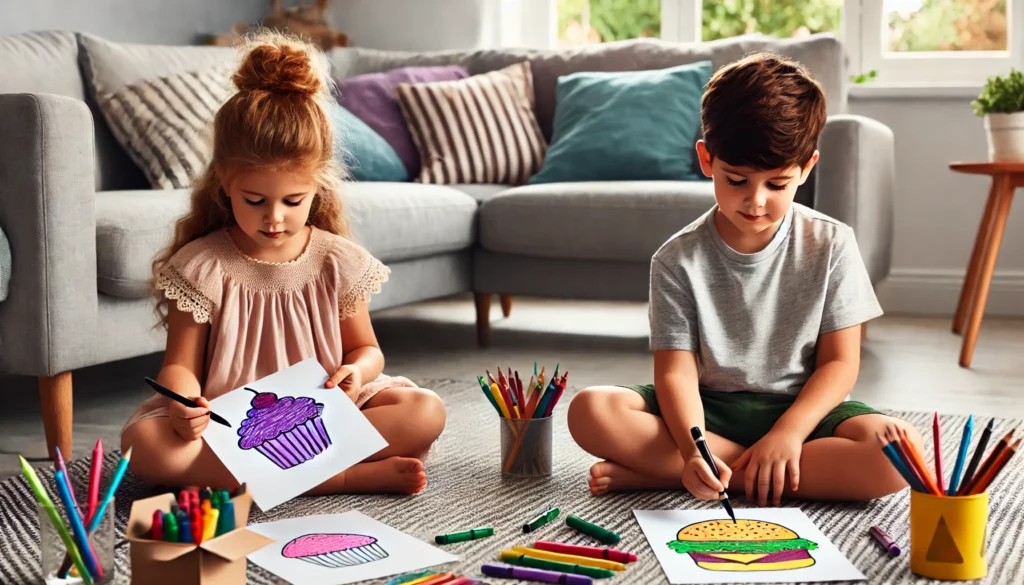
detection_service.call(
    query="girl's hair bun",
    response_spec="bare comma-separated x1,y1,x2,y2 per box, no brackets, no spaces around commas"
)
233,35,323,96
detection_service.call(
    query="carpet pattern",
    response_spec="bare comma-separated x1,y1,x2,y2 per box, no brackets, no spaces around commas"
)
1,379,1022,585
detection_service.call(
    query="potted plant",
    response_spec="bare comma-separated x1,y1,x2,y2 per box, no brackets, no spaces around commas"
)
971,69,1024,161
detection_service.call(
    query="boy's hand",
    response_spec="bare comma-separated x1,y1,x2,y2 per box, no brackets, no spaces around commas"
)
325,365,363,402
730,430,802,506
682,453,732,500
168,396,211,441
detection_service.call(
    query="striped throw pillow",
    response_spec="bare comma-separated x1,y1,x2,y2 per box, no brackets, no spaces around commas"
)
395,62,547,185
97,66,236,190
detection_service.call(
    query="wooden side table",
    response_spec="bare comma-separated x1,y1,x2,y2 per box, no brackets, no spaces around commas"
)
949,162,1022,368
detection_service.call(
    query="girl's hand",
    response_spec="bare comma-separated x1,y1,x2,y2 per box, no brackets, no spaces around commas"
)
326,365,363,401
169,396,212,441
730,430,802,506
682,453,732,500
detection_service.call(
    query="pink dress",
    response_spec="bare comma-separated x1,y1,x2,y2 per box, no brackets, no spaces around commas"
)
121,226,416,432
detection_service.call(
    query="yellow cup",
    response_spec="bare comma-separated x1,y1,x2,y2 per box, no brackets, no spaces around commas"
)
909,489,988,580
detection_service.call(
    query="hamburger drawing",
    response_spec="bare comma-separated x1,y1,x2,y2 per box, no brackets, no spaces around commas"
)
668,519,818,572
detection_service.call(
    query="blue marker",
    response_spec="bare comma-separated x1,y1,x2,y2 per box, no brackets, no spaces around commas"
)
948,416,974,495
87,447,132,533
55,470,103,579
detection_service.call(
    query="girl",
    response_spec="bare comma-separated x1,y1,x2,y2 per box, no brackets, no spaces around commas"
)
121,32,446,495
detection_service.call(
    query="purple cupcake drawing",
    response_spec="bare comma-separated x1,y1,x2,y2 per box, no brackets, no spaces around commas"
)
237,388,332,469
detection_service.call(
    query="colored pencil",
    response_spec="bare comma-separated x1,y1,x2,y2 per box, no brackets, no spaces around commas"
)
958,430,1014,495
932,412,944,489
490,382,511,419
477,376,502,415
87,439,103,522
959,418,995,494
897,427,942,495
967,438,1020,495
948,416,973,495
514,371,526,415
878,433,925,492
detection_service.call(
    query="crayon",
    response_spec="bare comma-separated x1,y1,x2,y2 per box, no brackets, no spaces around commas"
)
508,548,626,571
86,439,103,523
164,512,179,543
523,506,560,533
566,515,620,545
55,470,103,579
500,552,616,579
447,578,471,585
203,509,220,542
932,413,944,488
435,527,494,544
534,541,637,563
179,515,193,544
415,574,454,585
948,416,973,495
217,501,236,536
20,458,92,585
959,418,995,493
191,507,203,544
405,574,441,585
384,571,435,585
966,438,1020,495
151,510,164,541
869,526,901,557
482,562,592,585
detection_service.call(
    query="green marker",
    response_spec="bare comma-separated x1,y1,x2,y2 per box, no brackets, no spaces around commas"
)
523,506,560,533
163,512,179,543
567,515,620,545
20,457,93,585
501,552,616,579
434,527,494,544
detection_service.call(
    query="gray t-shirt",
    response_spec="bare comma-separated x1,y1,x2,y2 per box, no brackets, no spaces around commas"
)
649,203,883,395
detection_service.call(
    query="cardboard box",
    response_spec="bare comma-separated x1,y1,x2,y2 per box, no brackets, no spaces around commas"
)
127,488,275,585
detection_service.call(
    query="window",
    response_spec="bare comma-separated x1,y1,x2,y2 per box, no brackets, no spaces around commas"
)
557,0,662,46
701,0,843,42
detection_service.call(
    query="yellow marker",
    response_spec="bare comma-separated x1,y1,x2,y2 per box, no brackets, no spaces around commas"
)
489,383,511,418
509,547,626,571
203,509,220,542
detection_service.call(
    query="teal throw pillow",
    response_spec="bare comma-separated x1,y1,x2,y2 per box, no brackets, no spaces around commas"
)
529,61,713,184
328,101,409,182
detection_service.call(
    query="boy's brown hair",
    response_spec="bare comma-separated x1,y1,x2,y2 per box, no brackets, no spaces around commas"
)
700,53,827,170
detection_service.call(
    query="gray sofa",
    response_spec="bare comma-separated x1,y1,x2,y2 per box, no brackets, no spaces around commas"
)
0,31,895,460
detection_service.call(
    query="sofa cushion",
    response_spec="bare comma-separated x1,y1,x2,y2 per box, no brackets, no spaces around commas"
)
395,62,546,185
328,46,475,80
96,189,191,298
470,33,846,140
96,183,478,298
328,101,409,182
447,184,511,204
77,34,237,191
479,181,716,262
531,61,710,184
345,183,477,263
0,31,84,99
338,65,469,178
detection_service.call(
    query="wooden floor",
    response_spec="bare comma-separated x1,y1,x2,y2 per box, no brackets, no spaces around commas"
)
1,295,1022,480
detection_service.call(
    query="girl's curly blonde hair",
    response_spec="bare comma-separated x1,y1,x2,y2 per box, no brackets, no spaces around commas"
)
151,30,349,328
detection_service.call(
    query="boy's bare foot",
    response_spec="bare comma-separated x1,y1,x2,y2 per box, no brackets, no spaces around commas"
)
588,461,681,495
340,457,427,494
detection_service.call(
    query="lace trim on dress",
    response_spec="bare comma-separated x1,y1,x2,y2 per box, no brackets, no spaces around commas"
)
154,266,214,324
339,260,391,321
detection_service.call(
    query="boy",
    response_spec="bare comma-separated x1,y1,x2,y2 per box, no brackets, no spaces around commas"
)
567,53,923,505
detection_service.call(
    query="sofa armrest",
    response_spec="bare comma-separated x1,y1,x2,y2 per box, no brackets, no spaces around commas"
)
814,114,896,285
0,94,98,376
0,226,9,302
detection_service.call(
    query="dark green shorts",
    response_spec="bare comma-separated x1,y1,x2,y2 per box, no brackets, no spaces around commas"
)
623,384,880,447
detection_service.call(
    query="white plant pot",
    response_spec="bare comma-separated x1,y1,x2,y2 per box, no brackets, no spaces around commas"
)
984,112,1024,162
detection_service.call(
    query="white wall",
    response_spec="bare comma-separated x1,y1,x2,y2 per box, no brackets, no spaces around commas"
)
852,94,1024,317
329,0,493,51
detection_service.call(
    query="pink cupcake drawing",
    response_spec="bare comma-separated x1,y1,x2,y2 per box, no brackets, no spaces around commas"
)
283,533,389,568
237,388,332,469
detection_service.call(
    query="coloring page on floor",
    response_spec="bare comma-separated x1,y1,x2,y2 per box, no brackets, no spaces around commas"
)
202,358,389,511
247,511,459,585
634,508,866,584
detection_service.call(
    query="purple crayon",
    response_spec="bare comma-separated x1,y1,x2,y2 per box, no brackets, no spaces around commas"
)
482,563,593,585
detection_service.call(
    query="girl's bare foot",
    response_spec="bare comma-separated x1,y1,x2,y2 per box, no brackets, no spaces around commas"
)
338,457,427,494
588,461,681,496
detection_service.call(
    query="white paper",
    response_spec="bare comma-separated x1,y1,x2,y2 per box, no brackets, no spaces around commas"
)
634,509,866,584
247,511,459,585
203,358,389,511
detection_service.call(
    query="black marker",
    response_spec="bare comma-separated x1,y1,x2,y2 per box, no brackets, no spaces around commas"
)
144,377,232,428
691,426,736,524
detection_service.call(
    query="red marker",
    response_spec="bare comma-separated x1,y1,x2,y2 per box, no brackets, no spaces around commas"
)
151,510,164,541
533,541,637,563
86,439,103,522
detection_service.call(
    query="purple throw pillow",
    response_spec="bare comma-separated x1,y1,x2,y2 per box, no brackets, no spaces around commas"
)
337,65,469,178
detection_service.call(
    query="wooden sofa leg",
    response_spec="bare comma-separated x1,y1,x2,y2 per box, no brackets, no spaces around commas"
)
500,295,513,318
39,372,73,460
474,293,492,347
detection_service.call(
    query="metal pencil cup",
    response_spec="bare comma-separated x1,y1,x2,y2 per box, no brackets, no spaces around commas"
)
39,497,116,585
500,416,553,477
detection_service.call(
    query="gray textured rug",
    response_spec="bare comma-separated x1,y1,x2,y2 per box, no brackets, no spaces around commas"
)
2,379,1022,585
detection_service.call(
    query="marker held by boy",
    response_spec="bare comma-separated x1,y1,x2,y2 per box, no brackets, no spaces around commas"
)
959,418,994,493
690,427,737,523
948,416,973,495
